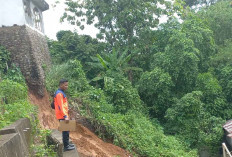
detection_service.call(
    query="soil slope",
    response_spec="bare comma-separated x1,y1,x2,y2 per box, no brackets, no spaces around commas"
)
28,89,131,157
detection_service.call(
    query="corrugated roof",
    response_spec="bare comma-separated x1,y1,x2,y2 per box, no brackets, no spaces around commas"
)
223,120,232,134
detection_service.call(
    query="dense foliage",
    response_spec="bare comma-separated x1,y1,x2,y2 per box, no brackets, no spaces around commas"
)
45,0,232,156
45,59,198,156
137,67,173,121
0,79,34,128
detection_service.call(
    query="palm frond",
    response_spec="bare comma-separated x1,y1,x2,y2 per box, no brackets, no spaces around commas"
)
97,54,109,70
118,48,129,62
91,76,104,82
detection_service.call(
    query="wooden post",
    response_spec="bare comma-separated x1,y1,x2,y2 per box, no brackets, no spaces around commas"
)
222,143,232,157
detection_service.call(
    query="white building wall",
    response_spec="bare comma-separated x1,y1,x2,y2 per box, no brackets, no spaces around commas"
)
0,0,26,26
28,1,45,33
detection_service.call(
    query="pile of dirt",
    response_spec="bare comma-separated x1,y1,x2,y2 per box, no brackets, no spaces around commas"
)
28,89,132,157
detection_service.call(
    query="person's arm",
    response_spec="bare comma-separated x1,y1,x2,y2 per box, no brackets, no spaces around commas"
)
56,93,68,120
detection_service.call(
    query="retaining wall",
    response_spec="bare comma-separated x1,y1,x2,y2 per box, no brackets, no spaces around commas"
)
0,118,79,157
0,118,31,157
0,25,51,96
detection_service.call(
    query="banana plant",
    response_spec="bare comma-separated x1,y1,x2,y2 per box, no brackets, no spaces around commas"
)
90,48,142,83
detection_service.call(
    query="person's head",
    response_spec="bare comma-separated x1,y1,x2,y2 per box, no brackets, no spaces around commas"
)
59,79,68,91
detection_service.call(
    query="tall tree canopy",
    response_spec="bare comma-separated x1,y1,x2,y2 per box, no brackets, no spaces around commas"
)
183,0,218,7
198,0,232,45
61,0,171,49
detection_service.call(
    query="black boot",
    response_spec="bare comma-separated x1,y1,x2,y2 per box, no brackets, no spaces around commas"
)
64,145,75,151
69,143,75,147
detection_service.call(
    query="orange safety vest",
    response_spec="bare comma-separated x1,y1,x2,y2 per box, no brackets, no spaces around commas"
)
54,89,69,120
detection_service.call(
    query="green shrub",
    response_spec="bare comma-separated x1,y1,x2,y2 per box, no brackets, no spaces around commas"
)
195,72,229,118
45,60,90,96
0,100,35,129
3,64,26,85
104,74,146,114
165,91,224,155
0,79,27,104
98,111,198,157
137,67,173,120
72,88,114,118
0,79,34,129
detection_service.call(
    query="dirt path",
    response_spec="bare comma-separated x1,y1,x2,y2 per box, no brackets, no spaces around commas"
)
28,89,131,157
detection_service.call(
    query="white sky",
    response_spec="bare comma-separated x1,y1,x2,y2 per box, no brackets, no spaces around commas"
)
43,0,98,40
43,0,168,40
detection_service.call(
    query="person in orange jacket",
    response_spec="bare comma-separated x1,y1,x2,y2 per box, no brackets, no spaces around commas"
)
54,79,75,151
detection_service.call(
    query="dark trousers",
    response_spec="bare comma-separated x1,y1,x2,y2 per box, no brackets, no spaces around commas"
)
62,131,70,148
59,119,70,148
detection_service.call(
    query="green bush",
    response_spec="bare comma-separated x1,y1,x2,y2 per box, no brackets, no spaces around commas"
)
0,79,27,104
0,100,35,129
104,74,146,114
195,72,229,118
72,88,114,118
98,111,198,157
45,60,90,96
0,79,34,129
137,67,173,120
165,91,224,155
3,64,26,85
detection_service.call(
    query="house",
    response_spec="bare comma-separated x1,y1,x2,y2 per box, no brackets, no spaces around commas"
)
0,0,49,33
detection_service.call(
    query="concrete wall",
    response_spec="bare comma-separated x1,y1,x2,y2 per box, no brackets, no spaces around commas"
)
0,0,25,26
0,133,27,157
0,118,31,157
0,119,79,157
0,25,51,96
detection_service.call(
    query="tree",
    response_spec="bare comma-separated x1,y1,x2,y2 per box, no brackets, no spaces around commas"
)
137,67,173,121
91,48,142,84
48,31,106,80
182,0,218,8
198,1,232,45
151,30,199,96
211,40,232,69
195,72,229,118
61,0,171,50
60,0,175,83
182,13,217,72
104,73,146,114
210,40,232,103
216,65,232,103
165,91,224,154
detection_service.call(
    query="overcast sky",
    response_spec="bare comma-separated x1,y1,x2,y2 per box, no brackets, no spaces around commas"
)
42,0,168,40
43,0,98,40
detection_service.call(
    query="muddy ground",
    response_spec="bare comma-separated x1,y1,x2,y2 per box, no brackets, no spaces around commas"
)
29,89,131,157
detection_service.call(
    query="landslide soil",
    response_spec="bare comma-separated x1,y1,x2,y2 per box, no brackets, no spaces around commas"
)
28,89,131,157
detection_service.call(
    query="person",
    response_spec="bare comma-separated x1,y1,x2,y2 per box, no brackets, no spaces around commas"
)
54,79,75,151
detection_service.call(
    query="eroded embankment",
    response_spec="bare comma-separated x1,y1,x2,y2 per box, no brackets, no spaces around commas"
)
28,89,131,157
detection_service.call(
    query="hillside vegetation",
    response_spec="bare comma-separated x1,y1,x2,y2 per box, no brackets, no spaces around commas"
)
45,0,232,156
1,0,232,156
